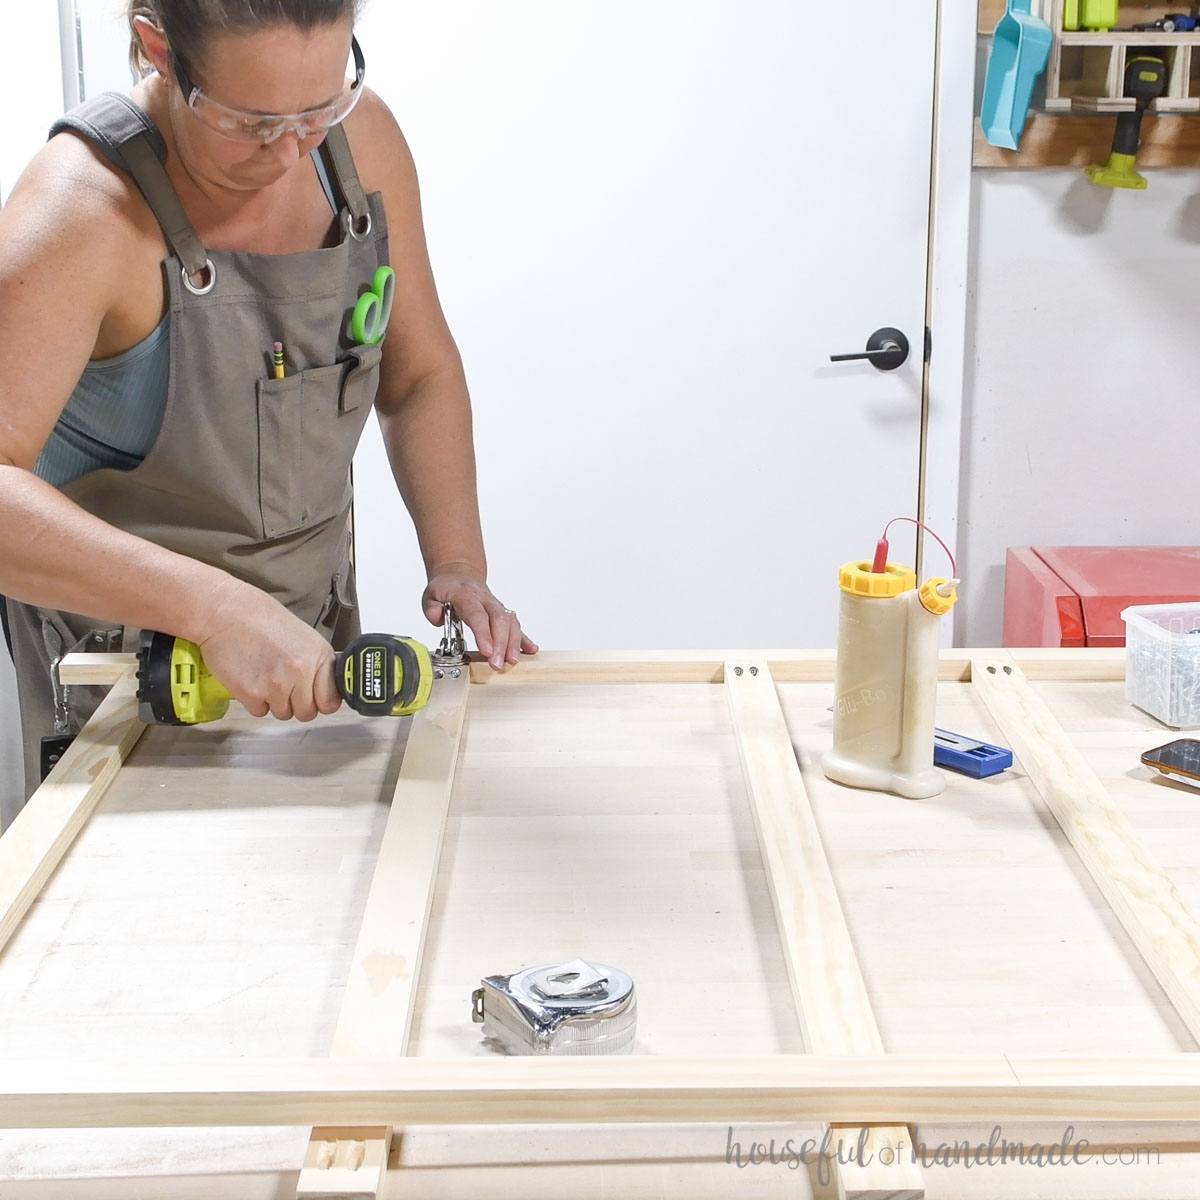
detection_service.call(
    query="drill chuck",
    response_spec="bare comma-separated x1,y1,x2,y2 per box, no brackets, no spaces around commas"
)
136,631,231,725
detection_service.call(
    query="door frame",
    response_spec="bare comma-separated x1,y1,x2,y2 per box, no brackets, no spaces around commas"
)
924,0,977,603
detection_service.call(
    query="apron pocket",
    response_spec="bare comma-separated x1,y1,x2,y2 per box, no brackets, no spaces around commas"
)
339,342,383,414
255,352,378,540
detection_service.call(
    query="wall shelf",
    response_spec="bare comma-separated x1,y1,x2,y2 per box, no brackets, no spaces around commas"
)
976,0,1200,164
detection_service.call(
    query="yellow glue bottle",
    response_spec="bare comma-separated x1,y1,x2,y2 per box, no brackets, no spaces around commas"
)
820,558,959,800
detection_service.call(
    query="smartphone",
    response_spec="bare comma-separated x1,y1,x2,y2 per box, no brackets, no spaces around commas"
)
1141,739,1200,789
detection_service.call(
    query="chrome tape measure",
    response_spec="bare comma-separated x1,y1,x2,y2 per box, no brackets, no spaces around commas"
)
472,959,636,1056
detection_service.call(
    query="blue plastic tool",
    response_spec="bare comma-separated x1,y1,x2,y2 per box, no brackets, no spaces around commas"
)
934,728,1014,779
980,0,1054,151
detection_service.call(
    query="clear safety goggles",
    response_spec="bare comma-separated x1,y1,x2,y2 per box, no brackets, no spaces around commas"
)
168,36,366,143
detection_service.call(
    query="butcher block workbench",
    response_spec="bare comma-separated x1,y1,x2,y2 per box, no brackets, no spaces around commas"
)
1,647,1200,1200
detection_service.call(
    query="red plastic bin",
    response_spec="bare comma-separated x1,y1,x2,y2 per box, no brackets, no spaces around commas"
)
1003,546,1200,648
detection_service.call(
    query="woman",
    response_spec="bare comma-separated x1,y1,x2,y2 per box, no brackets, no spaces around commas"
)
0,0,535,802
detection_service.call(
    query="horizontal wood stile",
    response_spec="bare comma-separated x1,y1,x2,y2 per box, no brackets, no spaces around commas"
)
0,669,144,954
970,653,1200,1045
724,659,924,1200
297,674,470,1200
2,1054,1200,1128
60,647,1127,688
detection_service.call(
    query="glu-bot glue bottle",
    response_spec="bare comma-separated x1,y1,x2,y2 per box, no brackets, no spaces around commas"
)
821,525,959,800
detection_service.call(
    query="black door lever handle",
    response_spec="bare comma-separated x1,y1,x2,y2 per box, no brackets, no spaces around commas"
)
830,327,909,372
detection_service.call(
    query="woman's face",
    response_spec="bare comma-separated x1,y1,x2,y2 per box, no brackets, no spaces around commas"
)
169,19,356,190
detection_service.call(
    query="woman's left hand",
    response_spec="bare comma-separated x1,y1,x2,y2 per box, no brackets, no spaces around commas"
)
423,567,538,670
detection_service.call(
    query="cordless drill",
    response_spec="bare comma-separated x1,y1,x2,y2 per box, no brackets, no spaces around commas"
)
136,630,433,725
1086,55,1168,190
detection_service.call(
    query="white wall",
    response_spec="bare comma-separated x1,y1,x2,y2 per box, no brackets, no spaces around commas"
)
958,168,1200,645
74,0,133,97
0,7,65,202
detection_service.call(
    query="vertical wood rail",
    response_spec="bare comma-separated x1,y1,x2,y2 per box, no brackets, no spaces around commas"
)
725,660,924,1200
0,669,144,955
971,653,1200,1045
297,674,470,1199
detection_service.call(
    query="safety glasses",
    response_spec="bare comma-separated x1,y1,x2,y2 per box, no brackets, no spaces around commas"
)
168,35,366,144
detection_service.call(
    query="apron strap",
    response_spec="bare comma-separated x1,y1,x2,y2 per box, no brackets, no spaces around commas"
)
318,124,371,232
49,93,211,283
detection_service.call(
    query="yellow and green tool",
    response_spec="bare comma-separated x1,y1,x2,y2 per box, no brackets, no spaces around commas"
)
136,629,434,725
1086,56,1168,190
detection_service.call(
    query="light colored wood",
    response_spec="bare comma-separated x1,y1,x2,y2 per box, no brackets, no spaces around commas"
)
1060,30,1200,45
1168,43,1191,101
3,669,1200,1193
971,653,1200,1046
0,669,144,955
1069,95,1136,111
297,675,469,1199
60,647,1129,688
980,0,1065,33
724,660,923,1200
978,0,1006,33
57,652,141,686
3,1053,1200,1127
300,1129,390,1199
1153,95,1200,112
1094,41,1118,98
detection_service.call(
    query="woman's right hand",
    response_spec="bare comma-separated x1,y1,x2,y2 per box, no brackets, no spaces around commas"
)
190,580,341,722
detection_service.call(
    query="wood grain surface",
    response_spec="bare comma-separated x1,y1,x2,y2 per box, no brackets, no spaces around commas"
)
1,669,1198,1197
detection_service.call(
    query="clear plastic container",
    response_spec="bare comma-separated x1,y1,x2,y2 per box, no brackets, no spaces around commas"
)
1122,603,1200,728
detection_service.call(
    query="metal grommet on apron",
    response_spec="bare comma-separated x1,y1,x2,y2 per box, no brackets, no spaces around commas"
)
340,207,373,241
181,257,217,296
7,96,390,805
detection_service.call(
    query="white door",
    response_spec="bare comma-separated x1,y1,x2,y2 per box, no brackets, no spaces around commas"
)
353,0,941,650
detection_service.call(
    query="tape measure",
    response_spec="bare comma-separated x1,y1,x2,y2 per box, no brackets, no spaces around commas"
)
472,959,637,1055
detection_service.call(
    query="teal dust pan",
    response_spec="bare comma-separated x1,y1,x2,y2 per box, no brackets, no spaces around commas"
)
981,0,1054,150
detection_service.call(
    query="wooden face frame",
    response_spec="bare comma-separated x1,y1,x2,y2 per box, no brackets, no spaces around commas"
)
1,646,1196,1200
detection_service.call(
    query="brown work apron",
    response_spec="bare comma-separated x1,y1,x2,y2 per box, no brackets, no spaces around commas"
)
7,93,389,803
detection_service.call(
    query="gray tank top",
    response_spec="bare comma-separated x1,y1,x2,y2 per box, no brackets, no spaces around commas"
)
35,152,339,488
35,314,168,486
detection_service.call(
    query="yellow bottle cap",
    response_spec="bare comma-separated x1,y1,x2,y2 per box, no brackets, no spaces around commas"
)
918,577,958,615
837,561,916,597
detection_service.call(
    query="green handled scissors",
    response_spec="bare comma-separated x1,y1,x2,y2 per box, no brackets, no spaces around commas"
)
351,266,395,345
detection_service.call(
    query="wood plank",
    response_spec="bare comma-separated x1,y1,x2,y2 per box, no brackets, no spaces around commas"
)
973,114,1200,167
57,652,142,686
979,0,1006,33
61,647,1128,688
296,675,469,1199
971,653,1200,1045
1070,96,1136,113
2,1054,1200,1128
724,660,923,1200
0,670,144,955
1060,30,1200,45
